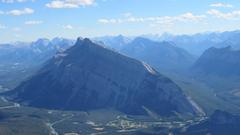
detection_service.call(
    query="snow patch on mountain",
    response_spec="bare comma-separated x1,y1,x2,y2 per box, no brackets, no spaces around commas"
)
54,53,68,59
142,62,156,75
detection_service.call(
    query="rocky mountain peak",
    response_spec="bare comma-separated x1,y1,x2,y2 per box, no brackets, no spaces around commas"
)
8,38,201,117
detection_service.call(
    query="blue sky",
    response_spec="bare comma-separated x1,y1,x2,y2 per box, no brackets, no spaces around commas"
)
1,0,240,43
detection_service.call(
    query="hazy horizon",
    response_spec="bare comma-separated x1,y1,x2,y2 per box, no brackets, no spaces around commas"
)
1,0,240,43
2,29,240,44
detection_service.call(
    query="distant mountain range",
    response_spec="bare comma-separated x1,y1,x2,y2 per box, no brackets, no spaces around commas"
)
121,37,196,73
143,30,240,56
7,38,201,116
0,37,75,66
94,35,132,51
0,37,75,90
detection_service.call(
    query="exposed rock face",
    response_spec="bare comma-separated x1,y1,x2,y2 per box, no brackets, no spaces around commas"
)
9,38,200,116
192,46,240,76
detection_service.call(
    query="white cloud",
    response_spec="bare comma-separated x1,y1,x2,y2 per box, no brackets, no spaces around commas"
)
210,3,233,8
46,0,95,8
62,24,74,29
1,0,35,3
98,12,206,25
98,19,109,24
98,19,122,24
178,12,206,21
122,12,132,17
6,8,34,16
25,20,43,25
15,34,21,38
207,9,240,19
12,27,21,31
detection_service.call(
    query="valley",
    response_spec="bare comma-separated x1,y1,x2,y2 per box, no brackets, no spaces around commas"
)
0,95,208,135
1,31,240,135
2,0,240,134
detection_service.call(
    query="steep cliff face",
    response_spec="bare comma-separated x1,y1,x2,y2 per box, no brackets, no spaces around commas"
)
9,38,200,116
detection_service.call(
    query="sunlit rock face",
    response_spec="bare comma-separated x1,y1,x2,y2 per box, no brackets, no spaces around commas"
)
10,38,199,116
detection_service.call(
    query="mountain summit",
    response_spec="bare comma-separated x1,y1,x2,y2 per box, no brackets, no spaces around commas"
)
9,38,200,116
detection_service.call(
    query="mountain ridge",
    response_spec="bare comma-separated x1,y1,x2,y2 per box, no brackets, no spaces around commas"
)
8,38,201,117
192,46,240,76
121,37,196,72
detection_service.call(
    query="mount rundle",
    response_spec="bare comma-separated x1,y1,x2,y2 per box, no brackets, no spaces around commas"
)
9,38,200,116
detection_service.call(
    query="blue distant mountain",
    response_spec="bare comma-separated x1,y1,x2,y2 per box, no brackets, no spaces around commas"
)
0,37,75,90
0,37,75,65
192,46,240,76
143,30,240,56
121,37,196,73
94,35,132,51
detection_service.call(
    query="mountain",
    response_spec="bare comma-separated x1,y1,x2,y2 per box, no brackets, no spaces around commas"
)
94,35,132,51
0,37,75,65
28,38,75,65
162,33,223,56
0,38,74,91
121,37,196,72
145,30,240,56
178,110,240,135
190,46,240,111
7,38,201,116
192,46,240,76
